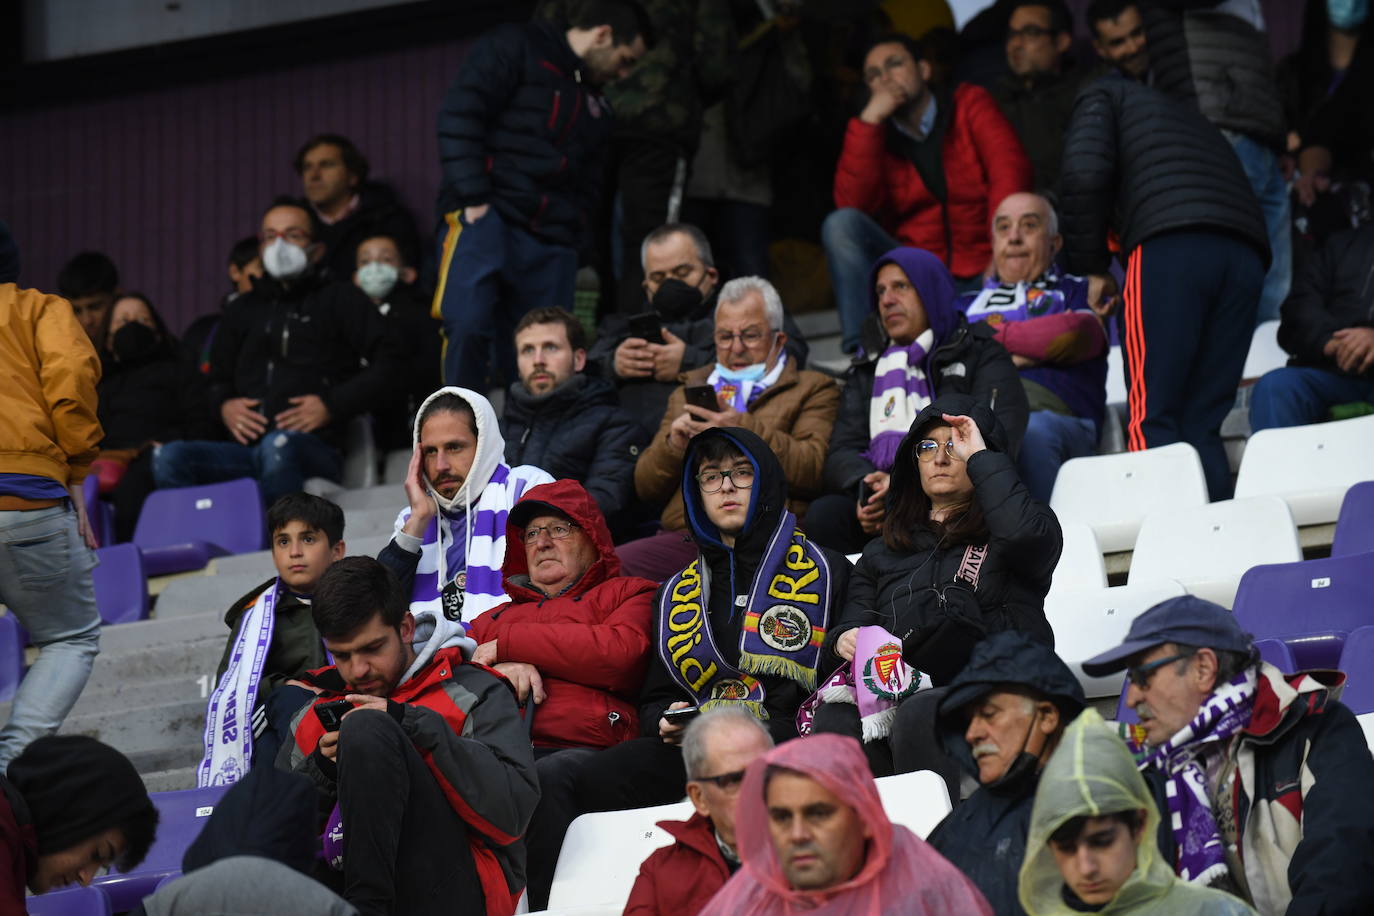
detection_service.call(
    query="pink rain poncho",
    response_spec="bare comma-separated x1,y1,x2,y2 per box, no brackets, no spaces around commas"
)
699,733,993,916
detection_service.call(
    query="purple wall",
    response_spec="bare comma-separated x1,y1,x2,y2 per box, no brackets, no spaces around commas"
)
1,37,469,333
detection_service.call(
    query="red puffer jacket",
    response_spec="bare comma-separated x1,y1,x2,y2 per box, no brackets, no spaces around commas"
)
624,812,732,916
833,83,1031,279
470,479,657,749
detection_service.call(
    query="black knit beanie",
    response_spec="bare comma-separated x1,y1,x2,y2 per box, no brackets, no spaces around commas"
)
7,735,153,855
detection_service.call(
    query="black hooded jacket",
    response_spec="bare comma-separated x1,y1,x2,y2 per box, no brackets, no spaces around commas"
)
927,631,1087,916
317,182,422,284
825,395,1059,676
97,343,217,450
636,427,848,743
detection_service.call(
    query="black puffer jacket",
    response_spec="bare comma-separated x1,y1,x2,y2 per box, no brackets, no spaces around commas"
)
500,374,646,522
1145,1,1285,148
637,427,848,743
927,631,1087,916
1060,73,1269,276
1279,223,1374,377
825,397,1059,678
436,22,612,246
209,269,404,448
98,347,216,449
317,183,422,284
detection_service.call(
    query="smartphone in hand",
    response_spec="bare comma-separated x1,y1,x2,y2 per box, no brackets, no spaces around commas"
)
314,699,352,732
627,310,666,345
662,706,700,724
684,385,720,413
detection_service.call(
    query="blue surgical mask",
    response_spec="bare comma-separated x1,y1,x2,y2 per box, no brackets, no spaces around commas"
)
1329,0,1369,30
714,361,767,383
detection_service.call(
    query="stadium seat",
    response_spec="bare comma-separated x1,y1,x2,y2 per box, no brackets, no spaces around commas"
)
1233,414,1374,525
874,769,952,839
1127,496,1302,608
1045,580,1188,698
547,800,691,909
91,542,149,625
1332,481,1374,557
82,473,115,549
94,785,228,911
1105,345,1127,407
1050,443,1209,552
1337,627,1374,715
1049,523,1107,595
0,613,24,703
1242,320,1286,380
1097,404,1126,456
305,415,378,495
25,885,112,916
1233,552,1374,669
1360,713,1374,753
1254,637,1299,673
133,479,266,576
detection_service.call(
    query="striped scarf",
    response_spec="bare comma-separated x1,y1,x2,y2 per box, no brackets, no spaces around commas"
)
863,328,935,471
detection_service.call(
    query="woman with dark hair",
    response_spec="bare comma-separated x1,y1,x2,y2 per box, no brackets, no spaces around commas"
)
810,392,1059,784
95,293,214,541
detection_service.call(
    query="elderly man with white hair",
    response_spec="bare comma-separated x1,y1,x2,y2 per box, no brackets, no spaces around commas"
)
619,275,839,581
958,191,1111,502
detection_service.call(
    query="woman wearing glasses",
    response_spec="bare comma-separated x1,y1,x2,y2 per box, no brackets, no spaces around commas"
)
812,393,1060,785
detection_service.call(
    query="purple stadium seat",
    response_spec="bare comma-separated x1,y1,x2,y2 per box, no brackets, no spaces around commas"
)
91,543,148,625
132,479,265,576
93,785,228,911
0,614,23,703
25,885,112,916
1338,626,1374,715
81,474,115,549
1233,552,1374,670
1332,481,1374,557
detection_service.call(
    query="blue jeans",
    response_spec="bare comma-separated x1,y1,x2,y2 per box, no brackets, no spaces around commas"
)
822,208,901,353
1249,367,1374,432
1016,411,1099,503
0,503,101,766
1227,133,1292,325
152,431,342,507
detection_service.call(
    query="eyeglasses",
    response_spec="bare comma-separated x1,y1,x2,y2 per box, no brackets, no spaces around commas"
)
714,328,773,348
262,228,312,244
1006,24,1052,41
1126,650,1195,689
914,439,960,463
696,466,756,492
522,522,579,544
692,768,747,792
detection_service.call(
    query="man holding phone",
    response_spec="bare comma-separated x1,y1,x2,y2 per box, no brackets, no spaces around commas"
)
278,557,537,916
620,276,838,581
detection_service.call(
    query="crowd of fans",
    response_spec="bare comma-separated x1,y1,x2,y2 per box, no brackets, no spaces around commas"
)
2,0,1373,914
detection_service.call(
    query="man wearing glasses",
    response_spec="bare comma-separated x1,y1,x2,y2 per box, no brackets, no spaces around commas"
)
153,199,403,505
1081,595,1374,915
622,276,838,581
625,708,774,916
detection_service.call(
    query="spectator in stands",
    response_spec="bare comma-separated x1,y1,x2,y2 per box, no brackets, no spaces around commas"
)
1019,709,1257,916
352,233,441,450
522,427,850,908
806,248,1028,555
813,396,1058,788
1081,595,1374,913
279,557,537,916
1,736,157,900
1088,0,1289,323
823,32,1032,352
1251,222,1374,430
1060,72,1268,501
433,0,650,390
94,293,215,542
501,308,644,527
624,276,838,581
295,134,420,283
152,200,403,506
0,267,103,768
202,493,347,784
925,631,1086,916
469,479,655,751
589,223,809,442
56,250,119,345
624,708,775,916
135,858,357,916
991,1,1085,193
182,237,262,377
699,733,994,915
1293,4,1374,212
960,193,1108,503
379,387,552,625
1278,0,1371,158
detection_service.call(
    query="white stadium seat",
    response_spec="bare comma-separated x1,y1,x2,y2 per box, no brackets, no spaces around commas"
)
874,769,952,839
1242,320,1287,380
1049,523,1107,595
1128,496,1302,608
1045,580,1188,697
1234,414,1374,525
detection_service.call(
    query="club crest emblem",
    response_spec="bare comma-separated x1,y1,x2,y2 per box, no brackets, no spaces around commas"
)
883,395,896,418
712,678,750,701
442,572,467,622
758,605,811,653
861,640,917,701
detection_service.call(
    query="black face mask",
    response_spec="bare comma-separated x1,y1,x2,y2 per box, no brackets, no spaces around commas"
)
651,277,706,320
112,321,161,364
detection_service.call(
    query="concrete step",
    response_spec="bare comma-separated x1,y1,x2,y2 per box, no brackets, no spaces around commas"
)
155,574,265,619
100,612,227,653
86,637,223,692
343,506,401,538
210,533,392,580
1,672,214,722
142,766,199,792
125,744,205,776
60,697,206,753
794,308,841,340
332,485,401,511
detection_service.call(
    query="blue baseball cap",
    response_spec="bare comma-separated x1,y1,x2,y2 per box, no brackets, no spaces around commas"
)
1081,595,1255,676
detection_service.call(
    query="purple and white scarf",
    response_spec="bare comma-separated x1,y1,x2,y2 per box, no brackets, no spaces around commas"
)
1139,669,1257,885
962,270,1071,323
198,581,279,787
707,352,788,413
863,328,935,471
796,626,925,741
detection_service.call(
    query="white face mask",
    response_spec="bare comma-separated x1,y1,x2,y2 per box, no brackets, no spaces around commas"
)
357,261,399,300
262,237,309,280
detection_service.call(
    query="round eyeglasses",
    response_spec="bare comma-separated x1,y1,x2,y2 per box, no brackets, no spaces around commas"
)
696,466,756,492
521,522,579,544
914,439,960,463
